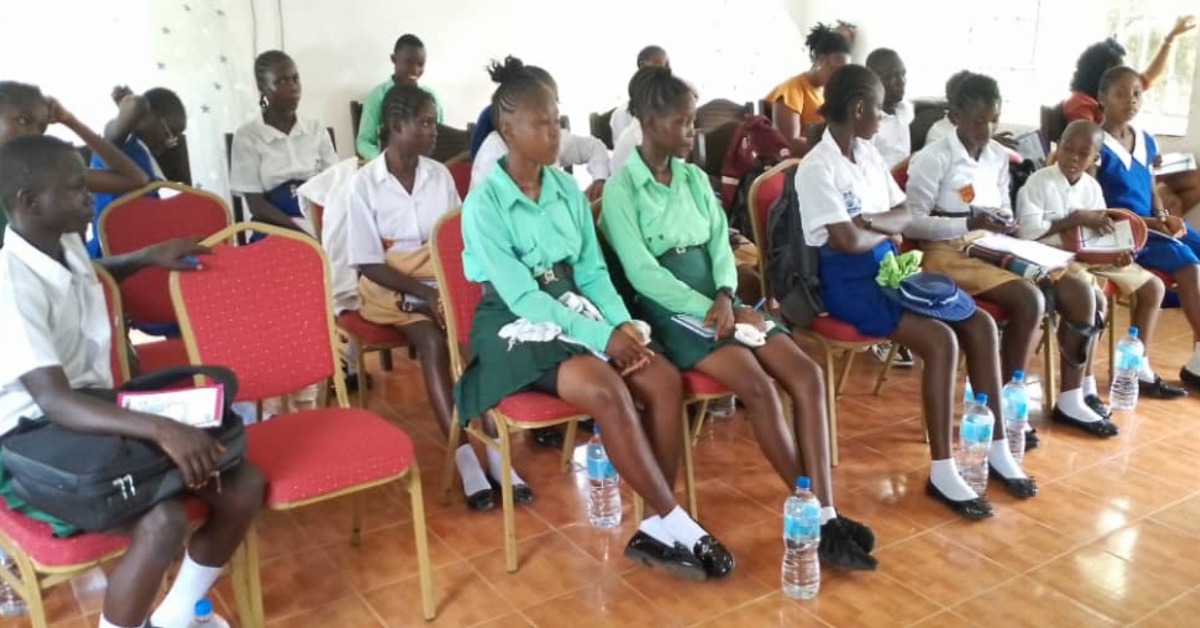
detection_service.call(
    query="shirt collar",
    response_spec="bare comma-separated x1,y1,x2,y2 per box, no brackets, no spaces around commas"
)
946,129,1003,165
245,116,317,143
624,147,690,190
816,127,873,166
2,227,90,298
366,153,433,191
1102,125,1147,169
487,157,570,210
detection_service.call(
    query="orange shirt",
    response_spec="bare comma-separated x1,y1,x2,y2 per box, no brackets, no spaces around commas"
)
764,74,825,126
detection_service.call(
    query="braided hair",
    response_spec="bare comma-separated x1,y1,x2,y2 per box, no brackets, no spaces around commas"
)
1071,39,1127,99
382,84,434,127
0,81,44,115
636,45,668,68
818,64,881,124
949,72,1001,116
629,66,695,123
487,56,556,133
253,50,294,110
805,23,852,63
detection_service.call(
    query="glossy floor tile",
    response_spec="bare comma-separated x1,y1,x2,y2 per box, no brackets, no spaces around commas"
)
6,311,1200,627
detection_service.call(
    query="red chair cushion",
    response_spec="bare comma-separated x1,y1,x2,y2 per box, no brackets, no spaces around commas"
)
810,315,881,343
682,370,726,396
246,408,414,506
1149,268,1175,289
974,298,1008,321
134,338,190,375
495,391,584,425
336,311,407,346
448,162,472,200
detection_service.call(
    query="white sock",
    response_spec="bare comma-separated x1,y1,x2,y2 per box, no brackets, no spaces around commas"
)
1186,342,1200,375
486,447,527,487
456,444,490,496
638,515,674,546
930,458,977,501
1083,375,1098,397
819,506,837,525
989,439,1027,479
98,615,139,628
662,505,710,549
1055,388,1103,423
1138,356,1158,382
149,553,224,628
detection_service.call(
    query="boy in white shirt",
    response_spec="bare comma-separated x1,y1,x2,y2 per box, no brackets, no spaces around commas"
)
865,48,913,169
1016,120,1184,421
0,135,264,628
610,45,670,144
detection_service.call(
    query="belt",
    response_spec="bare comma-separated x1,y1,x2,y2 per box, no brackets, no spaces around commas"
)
480,261,573,296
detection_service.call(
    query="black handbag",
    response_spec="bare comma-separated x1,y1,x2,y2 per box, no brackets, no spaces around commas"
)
0,365,247,534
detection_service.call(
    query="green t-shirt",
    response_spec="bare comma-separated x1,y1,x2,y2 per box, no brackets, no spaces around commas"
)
355,78,444,160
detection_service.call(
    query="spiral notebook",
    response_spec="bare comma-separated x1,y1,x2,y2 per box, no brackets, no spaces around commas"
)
672,314,716,339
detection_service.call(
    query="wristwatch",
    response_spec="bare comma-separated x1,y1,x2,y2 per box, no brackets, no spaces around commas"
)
716,287,735,302
860,214,875,230
1154,207,1169,219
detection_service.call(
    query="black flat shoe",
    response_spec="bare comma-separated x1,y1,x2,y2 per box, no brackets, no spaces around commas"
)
1025,428,1040,451
530,426,565,449
1084,395,1112,420
988,465,1038,498
925,479,993,520
488,475,534,506
465,488,495,512
693,535,736,579
1051,406,1119,438
624,531,707,581
838,513,876,553
1142,375,1188,399
820,518,878,570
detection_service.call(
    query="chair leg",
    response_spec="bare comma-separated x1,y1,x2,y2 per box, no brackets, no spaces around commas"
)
1108,293,1118,382
633,494,644,525
355,341,368,409
349,493,364,547
691,403,708,448
1042,317,1057,411
835,349,856,398
4,547,46,628
229,534,261,628
497,425,519,572
682,404,699,519
440,418,462,505
873,342,899,396
823,347,840,467
406,465,437,620
244,523,266,628
559,420,579,474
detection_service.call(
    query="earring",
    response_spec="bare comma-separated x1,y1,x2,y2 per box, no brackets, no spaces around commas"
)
259,94,269,110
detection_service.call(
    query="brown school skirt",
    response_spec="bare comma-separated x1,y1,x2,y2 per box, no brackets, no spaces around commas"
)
919,236,1023,296
358,246,437,327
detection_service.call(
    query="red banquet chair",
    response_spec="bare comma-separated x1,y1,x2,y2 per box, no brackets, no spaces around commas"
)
170,223,435,622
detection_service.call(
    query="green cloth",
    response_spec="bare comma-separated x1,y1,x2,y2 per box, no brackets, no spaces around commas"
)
875,250,924,289
0,424,81,538
356,77,444,160
461,160,631,353
598,150,739,320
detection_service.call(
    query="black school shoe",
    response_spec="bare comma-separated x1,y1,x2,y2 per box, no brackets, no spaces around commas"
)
925,479,993,519
1085,395,1112,420
820,518,878,570
693,535,736,579
624,531,708,581
1142,375,1188,399
1051,406,1119,438
838,513,876,553
465,488,495,512
530,426,565,449
988,465,1038,498
1025,427,1040,451
487,474,534,506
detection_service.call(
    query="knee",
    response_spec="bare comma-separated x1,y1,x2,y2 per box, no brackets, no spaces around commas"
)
135,501,188,551
917,322,959,369
786,350,825,397
226,464,266,512
1142,276,1167,302
643,357,683,404
1013,282,1046,321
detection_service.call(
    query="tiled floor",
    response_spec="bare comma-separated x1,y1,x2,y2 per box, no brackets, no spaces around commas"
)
8,309,1200,627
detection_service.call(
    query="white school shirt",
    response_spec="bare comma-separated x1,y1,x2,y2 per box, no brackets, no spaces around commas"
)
0,229,113,435
872,100,914,169
297,157,361,314
794,128,906,247
924,116,954,147
610,105,634,145
610,119,643,174
469,130,612,190
904,132,1011,241
229,116,338,194
1014,166,1107,247
345,154,461,268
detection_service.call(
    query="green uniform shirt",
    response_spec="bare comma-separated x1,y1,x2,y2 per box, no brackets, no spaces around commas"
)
598,150,738,319
356,78,444,160
461,160,631,353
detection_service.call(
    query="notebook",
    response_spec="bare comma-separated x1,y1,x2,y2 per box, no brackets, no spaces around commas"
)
672,314,716,339
118,385,225,429
1074,220,1136,252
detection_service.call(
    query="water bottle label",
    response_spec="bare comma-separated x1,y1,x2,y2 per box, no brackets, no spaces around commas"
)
784,503,821,539
586,456,616,480
1118,347,1142,371
961,417,993,444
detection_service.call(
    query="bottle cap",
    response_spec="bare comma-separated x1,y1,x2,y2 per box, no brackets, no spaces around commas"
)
1012,370,1024,382
1128,326,1139,337
593,423,601,436
195,599,213,618
795,476,810,490
975,393,988,405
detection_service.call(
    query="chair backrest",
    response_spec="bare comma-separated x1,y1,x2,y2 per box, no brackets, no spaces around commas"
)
429,210,479,377
170,223,345,404
909,99,948,154
95,264,132,387
432,123,471,164
590,109,616,149
99,182,233,327
747,159,800,297
350,100,364,142
696,99,754,131
1040,103,1067,155
891,162,909,192
448,162,472,199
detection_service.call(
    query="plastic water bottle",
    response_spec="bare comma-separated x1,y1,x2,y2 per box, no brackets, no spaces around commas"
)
958,393,994,496
782,476,821,600
0,550,27,617
1002,371,1029,463
963,377,974,408
187,599,230,627
1110,326,1144,411
586,425,621,528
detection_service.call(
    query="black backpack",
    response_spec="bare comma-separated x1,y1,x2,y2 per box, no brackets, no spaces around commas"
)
766,164,824,328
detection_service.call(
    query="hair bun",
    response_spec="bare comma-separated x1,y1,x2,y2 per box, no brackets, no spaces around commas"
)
487,56,528,85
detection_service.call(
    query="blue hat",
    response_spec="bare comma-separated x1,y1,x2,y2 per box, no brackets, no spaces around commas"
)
884,273,975,322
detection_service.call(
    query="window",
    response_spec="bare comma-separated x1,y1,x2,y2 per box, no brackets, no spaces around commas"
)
1110,2,1197,135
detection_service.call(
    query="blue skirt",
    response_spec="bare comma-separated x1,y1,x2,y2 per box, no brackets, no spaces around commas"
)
818,240,903,337
1136,224,1200,275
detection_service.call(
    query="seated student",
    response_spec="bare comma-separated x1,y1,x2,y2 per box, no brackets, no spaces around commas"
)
456,57,733,580
1094,65,1200,392
611,67,656,174
906,73,1053,407
230,50,338,240
1016,120,1180,435
0,135,264,628
599,67,876,568
471,57,610,202
1064,16,1195,124
0,81,149,248
356,34,443,161
764,23,851,157
610,45,670,144
87,85,188,258
923,71,969,147
346,84,528,510
798,65,1034,517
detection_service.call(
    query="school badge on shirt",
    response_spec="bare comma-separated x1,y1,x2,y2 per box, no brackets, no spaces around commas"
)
957,184,976,205
843,190,863,218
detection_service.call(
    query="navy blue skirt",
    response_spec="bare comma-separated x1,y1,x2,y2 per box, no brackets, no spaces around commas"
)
818,240,903,337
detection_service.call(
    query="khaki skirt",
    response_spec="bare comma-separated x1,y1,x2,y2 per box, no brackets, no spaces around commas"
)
359,247,437,327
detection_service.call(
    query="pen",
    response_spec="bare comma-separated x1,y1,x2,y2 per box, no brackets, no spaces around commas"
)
752,298,767,311
183,256,201,266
